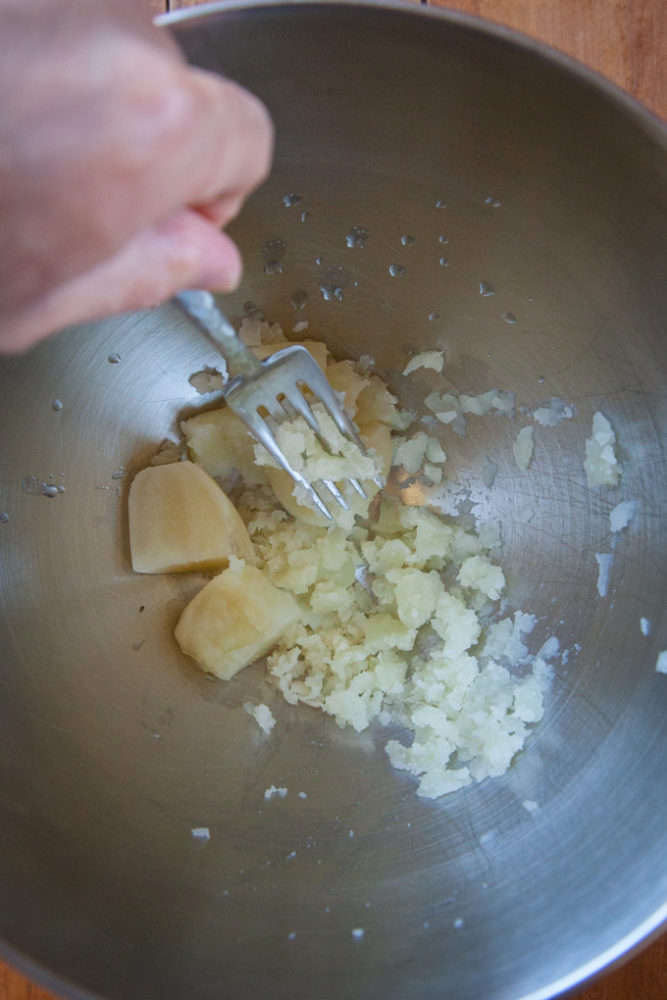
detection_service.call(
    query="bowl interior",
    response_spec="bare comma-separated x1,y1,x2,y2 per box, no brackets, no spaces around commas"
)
0,4,666,1000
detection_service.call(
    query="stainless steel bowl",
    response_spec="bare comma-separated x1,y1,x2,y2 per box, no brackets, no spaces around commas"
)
1,3,666,999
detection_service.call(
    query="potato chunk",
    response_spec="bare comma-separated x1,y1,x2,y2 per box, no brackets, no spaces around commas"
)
128,461,253,573
174,563,301,679
181,407,267,485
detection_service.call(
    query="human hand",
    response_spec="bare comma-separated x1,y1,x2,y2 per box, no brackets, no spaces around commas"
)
0,0,273,353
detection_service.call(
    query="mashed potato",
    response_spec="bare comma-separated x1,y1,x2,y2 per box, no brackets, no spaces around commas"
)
170,321,554,798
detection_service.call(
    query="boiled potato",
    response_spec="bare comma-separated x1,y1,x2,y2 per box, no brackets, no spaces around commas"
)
325,359,369,413
356,419,393,479
174,563,301,679
128,461,253,573
180,407,266,486
354,375,403,428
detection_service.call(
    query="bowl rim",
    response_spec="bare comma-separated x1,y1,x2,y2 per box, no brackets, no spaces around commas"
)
157,0,667,142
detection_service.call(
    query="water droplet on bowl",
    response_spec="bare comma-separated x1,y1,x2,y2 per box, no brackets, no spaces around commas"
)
283,193,302,207
319,264,349,303
21,475,42,495
261,238,286,261
263,260,284,276
299,211,310,223
484,196,502,208
435,199,447,209
439,257,450,268
479,281,495,297
428,312,440,322
244,301,265,320
107,352,121,364
261,238,286,274
389,264,406,277
346,226,370,249
290,290,309,311
400,234,415,247
42,484,58,499
502,311,517,324
51,399,63,411
0,512,9,523
437,235,449,245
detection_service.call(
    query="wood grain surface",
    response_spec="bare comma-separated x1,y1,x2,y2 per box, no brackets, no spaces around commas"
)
1,1,664,998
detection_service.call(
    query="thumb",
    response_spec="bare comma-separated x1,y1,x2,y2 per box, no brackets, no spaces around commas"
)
2,209,243,353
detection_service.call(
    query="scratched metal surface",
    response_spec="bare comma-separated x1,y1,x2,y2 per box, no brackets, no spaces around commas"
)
0,4,666,1000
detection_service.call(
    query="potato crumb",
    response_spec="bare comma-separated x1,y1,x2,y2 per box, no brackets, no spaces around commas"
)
403,350,445,376
458,555,505,600
244,702,276,735
595,553,613,598
188,369,224,395
513,426,534,470
425,388,515,435
264,785,288,800
531,398,574,427
392,432,446,478
609,500,636,533
584,412,621,487
191,827,211,840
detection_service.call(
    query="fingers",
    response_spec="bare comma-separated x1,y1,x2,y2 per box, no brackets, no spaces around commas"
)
0,4,275,353
0,209,242,355
168,66,274,227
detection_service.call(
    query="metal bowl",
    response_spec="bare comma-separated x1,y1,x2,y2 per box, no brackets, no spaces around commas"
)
1,3,666,998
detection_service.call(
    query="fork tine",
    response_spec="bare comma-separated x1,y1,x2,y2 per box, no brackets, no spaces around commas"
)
286,385,365,483
281,391,368,507
235,408,334,521
297,367,363,446
262,395,288,421
320,479,350,511
247,394,359,517
282,385,324,438
348,478,368,499
278,390,361,509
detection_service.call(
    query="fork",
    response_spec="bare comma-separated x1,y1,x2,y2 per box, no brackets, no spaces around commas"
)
173,289,369,520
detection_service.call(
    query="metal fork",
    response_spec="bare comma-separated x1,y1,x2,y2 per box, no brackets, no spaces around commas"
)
173,290,369,520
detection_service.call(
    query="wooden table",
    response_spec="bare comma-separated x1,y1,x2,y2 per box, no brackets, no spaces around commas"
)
2,2,665,998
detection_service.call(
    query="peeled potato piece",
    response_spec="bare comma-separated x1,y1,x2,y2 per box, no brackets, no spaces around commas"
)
174,563,301,679
181,407,266,485
325,359,369,413
128,461,254,573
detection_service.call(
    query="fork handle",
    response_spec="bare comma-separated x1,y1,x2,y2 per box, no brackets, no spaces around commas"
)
173,290,261,378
